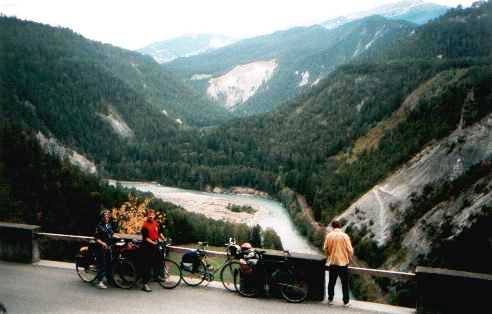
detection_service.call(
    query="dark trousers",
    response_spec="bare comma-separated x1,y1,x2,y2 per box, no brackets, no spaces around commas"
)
95,246,112,282
140,244,161,284
328,265,350,304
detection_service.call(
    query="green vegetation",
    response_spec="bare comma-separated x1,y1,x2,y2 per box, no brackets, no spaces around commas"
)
226,203,257,214
0,124,283,251
2,4,492,304
4,3,492,232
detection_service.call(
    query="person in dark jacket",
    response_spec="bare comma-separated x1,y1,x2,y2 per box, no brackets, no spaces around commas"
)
94,209,114,289
140,208,165,292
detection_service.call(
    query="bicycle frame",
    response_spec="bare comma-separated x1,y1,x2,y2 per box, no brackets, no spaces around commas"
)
196,245,235,280
247,251,297,291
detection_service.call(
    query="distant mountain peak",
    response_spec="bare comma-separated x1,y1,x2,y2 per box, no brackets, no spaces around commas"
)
138,34,237,63
322,0,448,29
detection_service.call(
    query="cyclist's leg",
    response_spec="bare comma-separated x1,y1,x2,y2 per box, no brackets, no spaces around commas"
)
340,266,350,304
140,245,152,285
152,246,162,279
328,265,340,301
104,249,112,283
95,247,106,283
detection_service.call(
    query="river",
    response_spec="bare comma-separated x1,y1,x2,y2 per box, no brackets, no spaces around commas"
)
109,181,320,255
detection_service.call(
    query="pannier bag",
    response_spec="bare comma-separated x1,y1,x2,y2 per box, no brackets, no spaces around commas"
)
239,257,258,274
181,251,200,272
239,258,252,274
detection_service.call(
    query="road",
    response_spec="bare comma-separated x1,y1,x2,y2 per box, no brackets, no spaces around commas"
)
0,261,413,314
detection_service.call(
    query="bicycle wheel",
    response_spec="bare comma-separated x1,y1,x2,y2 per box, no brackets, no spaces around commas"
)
112,258,137,289
76,253,97,283
279,272,308,303
181,260,206,287
220,260,240,292
158,259,182,289
234,268,260,298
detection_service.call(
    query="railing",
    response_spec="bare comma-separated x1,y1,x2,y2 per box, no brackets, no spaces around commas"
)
345,266,414,281
36,232,229,257
5,225,492,313
36,232,415,279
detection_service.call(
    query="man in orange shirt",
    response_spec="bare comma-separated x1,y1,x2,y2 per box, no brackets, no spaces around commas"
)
323,220,353,306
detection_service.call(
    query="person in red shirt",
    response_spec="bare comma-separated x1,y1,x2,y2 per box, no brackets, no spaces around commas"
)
140,208,165,292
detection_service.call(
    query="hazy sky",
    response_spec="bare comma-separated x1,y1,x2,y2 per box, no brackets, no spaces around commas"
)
0,0,477,50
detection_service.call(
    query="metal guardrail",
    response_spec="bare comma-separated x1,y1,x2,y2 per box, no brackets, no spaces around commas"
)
346,266,415,281
36,232,227,257
36,232,415,280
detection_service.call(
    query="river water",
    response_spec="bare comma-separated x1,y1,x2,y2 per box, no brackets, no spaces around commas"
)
110,181,320,255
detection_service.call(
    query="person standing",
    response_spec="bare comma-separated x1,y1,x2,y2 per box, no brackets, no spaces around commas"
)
323,220,353,306
94,210,114,289
140,208,164,292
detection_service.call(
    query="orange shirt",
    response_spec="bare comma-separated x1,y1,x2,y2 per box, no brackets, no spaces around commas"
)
323,228,353,266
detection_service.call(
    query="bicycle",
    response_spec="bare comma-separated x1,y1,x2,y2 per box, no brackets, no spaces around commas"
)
75,240,98,283
76,238,181,289
75,238,137,288
233,249,309,303
112,239,182,289
180,238,242,291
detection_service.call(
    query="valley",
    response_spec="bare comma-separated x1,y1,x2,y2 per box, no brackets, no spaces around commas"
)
111,181,320,254
1,0,492,306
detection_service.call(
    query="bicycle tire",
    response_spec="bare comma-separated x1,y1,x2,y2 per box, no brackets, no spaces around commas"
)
279,271,308,303
112,258,137,289
234,268,260,298
181,260,206,287
158,259,182,289
220,260,240,292
75,253,97,283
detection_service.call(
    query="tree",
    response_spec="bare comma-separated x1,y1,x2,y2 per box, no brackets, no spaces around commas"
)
250,224,262,247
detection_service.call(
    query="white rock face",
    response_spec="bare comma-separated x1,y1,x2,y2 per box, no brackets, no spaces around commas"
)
207,59,278,110
365,26,386,50
190,74,213,81
338,113,492,247
97,109,135,139
311,77,321,86
36,132,97,174
298,71,310,87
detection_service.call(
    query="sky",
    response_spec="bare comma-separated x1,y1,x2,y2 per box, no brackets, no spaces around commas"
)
0,0,478,50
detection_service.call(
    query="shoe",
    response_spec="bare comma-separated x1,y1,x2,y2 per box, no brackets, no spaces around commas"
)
96,281,108,289
343,301,351,307
142,284,152,292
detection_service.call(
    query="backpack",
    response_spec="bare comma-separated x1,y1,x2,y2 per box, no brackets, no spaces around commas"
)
181,251,200,272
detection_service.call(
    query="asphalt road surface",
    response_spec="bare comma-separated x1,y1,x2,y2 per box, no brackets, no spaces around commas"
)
0,261,413,314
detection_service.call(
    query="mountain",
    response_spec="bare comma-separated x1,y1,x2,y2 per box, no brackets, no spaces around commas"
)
0,16,235,175
2,1,492,295
154,2,492,285
0,17,232,130
165,16,414,115
322,0,448,29
138,34,237,63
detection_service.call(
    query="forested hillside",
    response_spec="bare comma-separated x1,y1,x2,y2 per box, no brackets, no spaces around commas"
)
15,1,485,231
1,2,491,288
0,16,231,134
0,124,281,249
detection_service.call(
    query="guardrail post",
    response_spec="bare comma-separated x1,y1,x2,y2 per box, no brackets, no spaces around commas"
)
0,222,40,263
416,266,492,314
